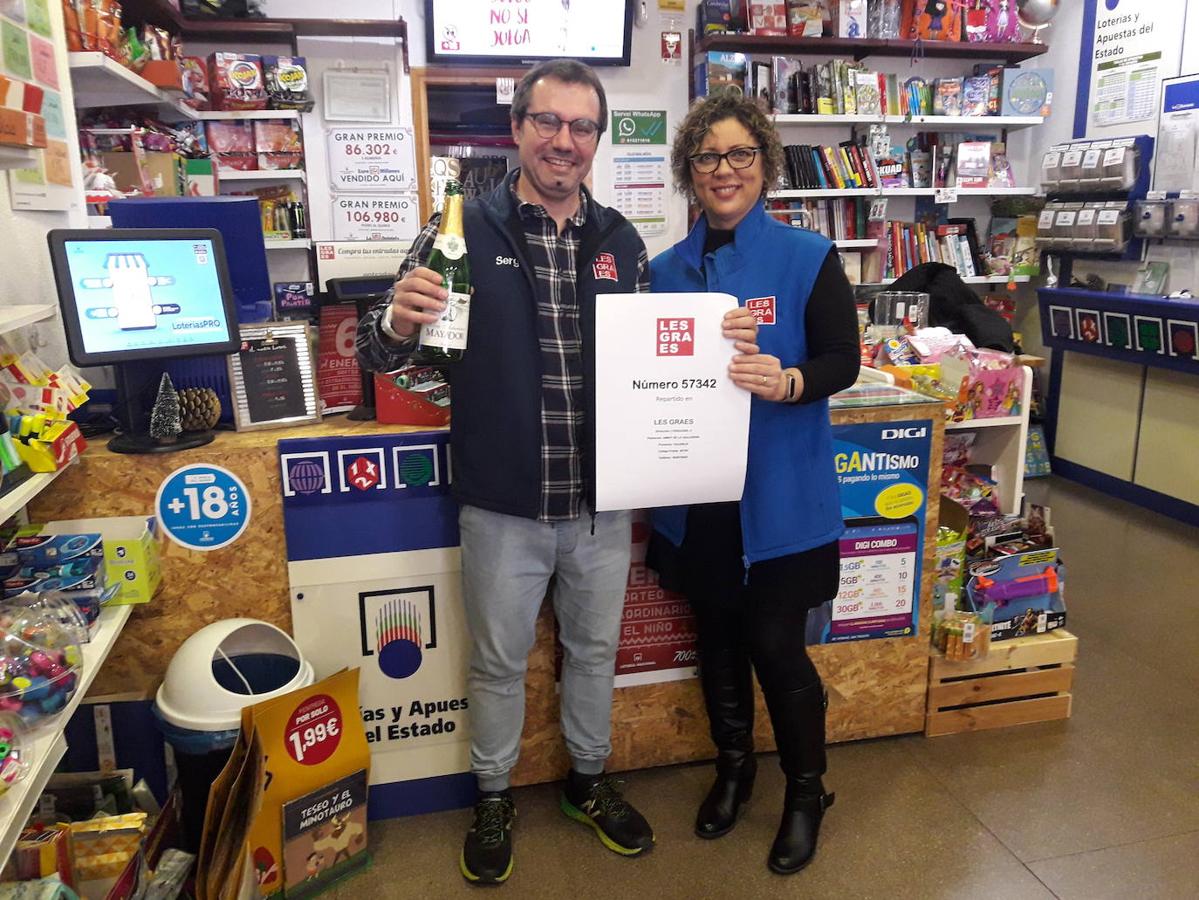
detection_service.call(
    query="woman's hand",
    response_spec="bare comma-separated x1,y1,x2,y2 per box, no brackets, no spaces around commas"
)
722,307,758,345
729,352,788,401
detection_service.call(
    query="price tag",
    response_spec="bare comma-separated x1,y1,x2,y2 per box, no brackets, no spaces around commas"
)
156,464,252,551
495,77,514,105
331,193,420,241
285,692,343,766
934,187,958,204
962,621,976,644
1037,611,1048,633
326,127,417,193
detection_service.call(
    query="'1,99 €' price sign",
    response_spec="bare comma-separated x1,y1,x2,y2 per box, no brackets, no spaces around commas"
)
156,464,252,551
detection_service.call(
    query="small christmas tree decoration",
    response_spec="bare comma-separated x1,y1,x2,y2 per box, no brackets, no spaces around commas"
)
150,373,182,444
178,387,222,432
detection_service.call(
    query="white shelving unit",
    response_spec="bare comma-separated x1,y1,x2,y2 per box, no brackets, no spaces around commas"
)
769,186,1037,200
860,275,1032,287
0,604,134,864
774,114,1043,130
0,304,56,334
945,365,1033,515
219,169,306,183
68,53,195,120
265,239,312,250
835,239,880,249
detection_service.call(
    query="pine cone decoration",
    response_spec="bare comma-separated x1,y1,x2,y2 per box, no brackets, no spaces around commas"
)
178,387,222,432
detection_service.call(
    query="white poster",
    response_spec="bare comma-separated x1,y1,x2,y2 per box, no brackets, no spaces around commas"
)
326,127,417,193
594,292,750,511
1081,0,1186,138
611,148,668,237
331,193,421,242
289,548,471,788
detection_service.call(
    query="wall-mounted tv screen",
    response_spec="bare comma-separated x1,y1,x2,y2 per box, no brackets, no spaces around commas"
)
425,0,635,67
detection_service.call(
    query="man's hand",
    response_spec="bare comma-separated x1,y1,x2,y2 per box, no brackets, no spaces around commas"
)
387,267,448,339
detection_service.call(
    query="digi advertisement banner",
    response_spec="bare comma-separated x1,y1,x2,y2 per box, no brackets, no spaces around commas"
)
808,421,932,645
280,431,474,818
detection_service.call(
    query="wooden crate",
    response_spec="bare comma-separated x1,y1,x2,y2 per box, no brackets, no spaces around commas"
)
925,630,1077,737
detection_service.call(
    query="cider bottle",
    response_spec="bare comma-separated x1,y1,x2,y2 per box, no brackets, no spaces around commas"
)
419,179,471,362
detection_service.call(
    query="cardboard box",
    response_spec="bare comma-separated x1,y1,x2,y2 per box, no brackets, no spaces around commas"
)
184,157,218,196
101,151,184,196
0,107,46,149
38,516,164,605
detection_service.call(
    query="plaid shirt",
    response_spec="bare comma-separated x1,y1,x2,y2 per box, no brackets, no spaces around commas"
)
356,171,650,522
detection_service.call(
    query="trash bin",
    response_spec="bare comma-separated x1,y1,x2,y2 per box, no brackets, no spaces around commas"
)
153,619,314,851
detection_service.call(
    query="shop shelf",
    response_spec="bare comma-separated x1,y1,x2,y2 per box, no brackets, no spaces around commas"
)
68,52,196,120
0,146,38,170
773,114,1043,130
771,187,1038,200
265,239,312,250
769,188,876,199
219,170,306,182
862,275,1031,287
696,33,1048,64
117,1,407,40
0,603,134,865
835,239,880,249
192,110,302,121
0,305,56,335
946,415,1024,430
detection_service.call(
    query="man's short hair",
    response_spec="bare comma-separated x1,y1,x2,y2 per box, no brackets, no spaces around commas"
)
511,59,608,136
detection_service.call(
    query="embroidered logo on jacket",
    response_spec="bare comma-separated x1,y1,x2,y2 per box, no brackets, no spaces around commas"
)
746,296,777,325
593,252,619,281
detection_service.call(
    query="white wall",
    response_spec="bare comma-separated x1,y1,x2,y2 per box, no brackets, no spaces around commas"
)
0,1,86,370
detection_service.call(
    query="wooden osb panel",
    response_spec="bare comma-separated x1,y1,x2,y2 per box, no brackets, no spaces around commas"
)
27,420,437,698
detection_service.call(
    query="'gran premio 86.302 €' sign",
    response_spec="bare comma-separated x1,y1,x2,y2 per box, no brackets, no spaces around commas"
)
327,127,417,193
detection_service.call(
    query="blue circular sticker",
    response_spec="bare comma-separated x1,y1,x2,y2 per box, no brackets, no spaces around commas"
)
155,464,252,552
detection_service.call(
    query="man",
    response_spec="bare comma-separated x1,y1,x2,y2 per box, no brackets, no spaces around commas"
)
356,60,653,885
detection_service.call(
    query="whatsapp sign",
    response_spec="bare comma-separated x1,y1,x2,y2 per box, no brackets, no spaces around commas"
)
611,110,667,145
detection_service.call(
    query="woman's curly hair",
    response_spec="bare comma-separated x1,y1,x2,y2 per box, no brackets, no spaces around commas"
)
670,92,783,202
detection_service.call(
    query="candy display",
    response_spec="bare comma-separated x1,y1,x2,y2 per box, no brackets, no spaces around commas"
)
0,596,86,727
0,712,28,797
206,120,256,172
254,120,304,171
932,605,992,661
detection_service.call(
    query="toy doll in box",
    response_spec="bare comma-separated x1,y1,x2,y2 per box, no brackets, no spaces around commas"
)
905,0,961,41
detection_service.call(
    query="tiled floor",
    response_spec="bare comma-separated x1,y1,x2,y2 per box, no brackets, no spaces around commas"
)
330,477,1199,899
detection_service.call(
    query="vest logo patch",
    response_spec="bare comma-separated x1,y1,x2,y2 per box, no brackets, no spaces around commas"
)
593,252,619,282
746,296,776,326
657,318,694,356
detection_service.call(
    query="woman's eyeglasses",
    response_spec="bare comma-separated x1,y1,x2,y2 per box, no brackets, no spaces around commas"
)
689,147,762,174
525,112,601,140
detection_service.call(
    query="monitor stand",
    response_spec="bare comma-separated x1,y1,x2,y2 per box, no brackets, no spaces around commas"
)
108,361,216,455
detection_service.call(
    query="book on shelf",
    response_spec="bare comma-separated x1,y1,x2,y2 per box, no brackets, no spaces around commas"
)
963,76,991,117
974,64,1004,115
1012,214,1040,276
986,216,1018,276
874,144,910,188
768,196,873,242
841,250,863,285
782,141,879,190
954,140,991,188
749,1,789,35
905,0,963,41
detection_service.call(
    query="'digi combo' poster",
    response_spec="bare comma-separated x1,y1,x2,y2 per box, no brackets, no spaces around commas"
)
808,421,932,644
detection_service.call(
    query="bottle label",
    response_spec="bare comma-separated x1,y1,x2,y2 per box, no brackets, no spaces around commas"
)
432,232,466,260
420,290,470,351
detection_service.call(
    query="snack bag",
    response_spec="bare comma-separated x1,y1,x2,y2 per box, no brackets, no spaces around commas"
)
209,53,268,111
263,56,314,111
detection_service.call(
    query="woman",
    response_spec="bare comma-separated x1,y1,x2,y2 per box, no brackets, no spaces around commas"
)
648,92,859,874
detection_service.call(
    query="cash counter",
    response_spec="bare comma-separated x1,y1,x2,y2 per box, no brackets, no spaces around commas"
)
30,395,943,794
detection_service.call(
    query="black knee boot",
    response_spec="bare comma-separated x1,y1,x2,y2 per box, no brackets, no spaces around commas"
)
762,680,834,874
695,645,757,838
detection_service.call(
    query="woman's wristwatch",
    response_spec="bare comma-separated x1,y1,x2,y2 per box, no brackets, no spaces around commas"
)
785,369,799,403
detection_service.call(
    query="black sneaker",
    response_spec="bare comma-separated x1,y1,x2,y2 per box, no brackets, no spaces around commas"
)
560,771,655,856
460,791,516,885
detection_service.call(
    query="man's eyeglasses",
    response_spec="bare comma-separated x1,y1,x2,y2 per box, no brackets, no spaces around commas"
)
525,111,601,140
689,147,762,174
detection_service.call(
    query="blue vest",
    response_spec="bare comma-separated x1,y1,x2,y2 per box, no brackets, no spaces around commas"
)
449,170,645,519
649,204,844,564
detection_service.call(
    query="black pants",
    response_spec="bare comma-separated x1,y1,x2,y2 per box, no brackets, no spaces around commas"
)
674,503,840,766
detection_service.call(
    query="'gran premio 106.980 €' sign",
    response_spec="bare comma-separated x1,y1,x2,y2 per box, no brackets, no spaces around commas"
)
155,463,252,551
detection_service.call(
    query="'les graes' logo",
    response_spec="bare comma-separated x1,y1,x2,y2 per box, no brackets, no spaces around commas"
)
359,587,437,679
